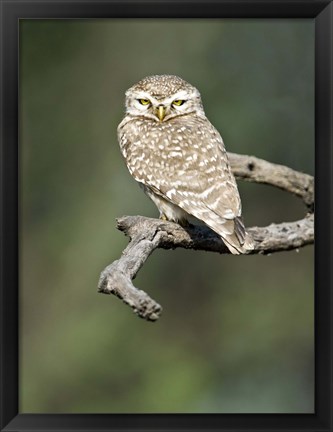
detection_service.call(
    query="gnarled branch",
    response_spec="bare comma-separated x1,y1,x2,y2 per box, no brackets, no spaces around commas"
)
98,153,314,322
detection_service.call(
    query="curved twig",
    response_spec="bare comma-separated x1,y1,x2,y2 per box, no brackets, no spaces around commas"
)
98,153,314,321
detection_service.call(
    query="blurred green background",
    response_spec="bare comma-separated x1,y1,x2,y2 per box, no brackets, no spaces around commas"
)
19,19,314,413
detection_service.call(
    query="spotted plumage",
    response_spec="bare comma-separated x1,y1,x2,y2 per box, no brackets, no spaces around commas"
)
118,75,253,254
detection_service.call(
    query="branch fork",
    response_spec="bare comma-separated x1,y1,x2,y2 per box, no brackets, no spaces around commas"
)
98,153,314,321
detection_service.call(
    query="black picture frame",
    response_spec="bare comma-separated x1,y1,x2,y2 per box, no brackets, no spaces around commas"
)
1,1,332,431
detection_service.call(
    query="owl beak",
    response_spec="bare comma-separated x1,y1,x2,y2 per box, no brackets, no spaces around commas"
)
156,105,166,121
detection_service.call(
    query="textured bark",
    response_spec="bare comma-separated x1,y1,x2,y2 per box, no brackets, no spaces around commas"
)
98,153,314,321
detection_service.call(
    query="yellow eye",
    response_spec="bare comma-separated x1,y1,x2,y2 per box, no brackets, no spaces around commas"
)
173,99,185,106
138,99,150,105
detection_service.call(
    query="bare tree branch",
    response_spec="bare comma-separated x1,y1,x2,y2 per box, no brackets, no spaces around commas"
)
228,152,314,209
98,153,314,322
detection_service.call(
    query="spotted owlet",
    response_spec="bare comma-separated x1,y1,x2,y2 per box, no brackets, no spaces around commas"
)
118,75,253,254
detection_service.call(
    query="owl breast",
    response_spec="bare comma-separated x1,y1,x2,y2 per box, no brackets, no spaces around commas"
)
119,115,223,182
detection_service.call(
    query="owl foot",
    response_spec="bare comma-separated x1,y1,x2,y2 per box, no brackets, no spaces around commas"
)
159,214,193,229
178,219,194,229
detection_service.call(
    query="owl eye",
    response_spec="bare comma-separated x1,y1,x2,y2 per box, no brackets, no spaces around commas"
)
172,99,186,106
138,98,151,105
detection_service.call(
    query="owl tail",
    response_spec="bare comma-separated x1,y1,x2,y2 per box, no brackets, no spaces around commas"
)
201,215,254,255
219,217,254,255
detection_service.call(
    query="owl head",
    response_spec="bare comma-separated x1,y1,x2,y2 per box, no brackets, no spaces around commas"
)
124,75,205,122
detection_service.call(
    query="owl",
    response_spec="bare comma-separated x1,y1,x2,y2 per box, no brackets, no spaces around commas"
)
117,75,253,254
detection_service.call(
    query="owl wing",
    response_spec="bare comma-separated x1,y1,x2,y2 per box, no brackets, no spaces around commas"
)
153,168,248,254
